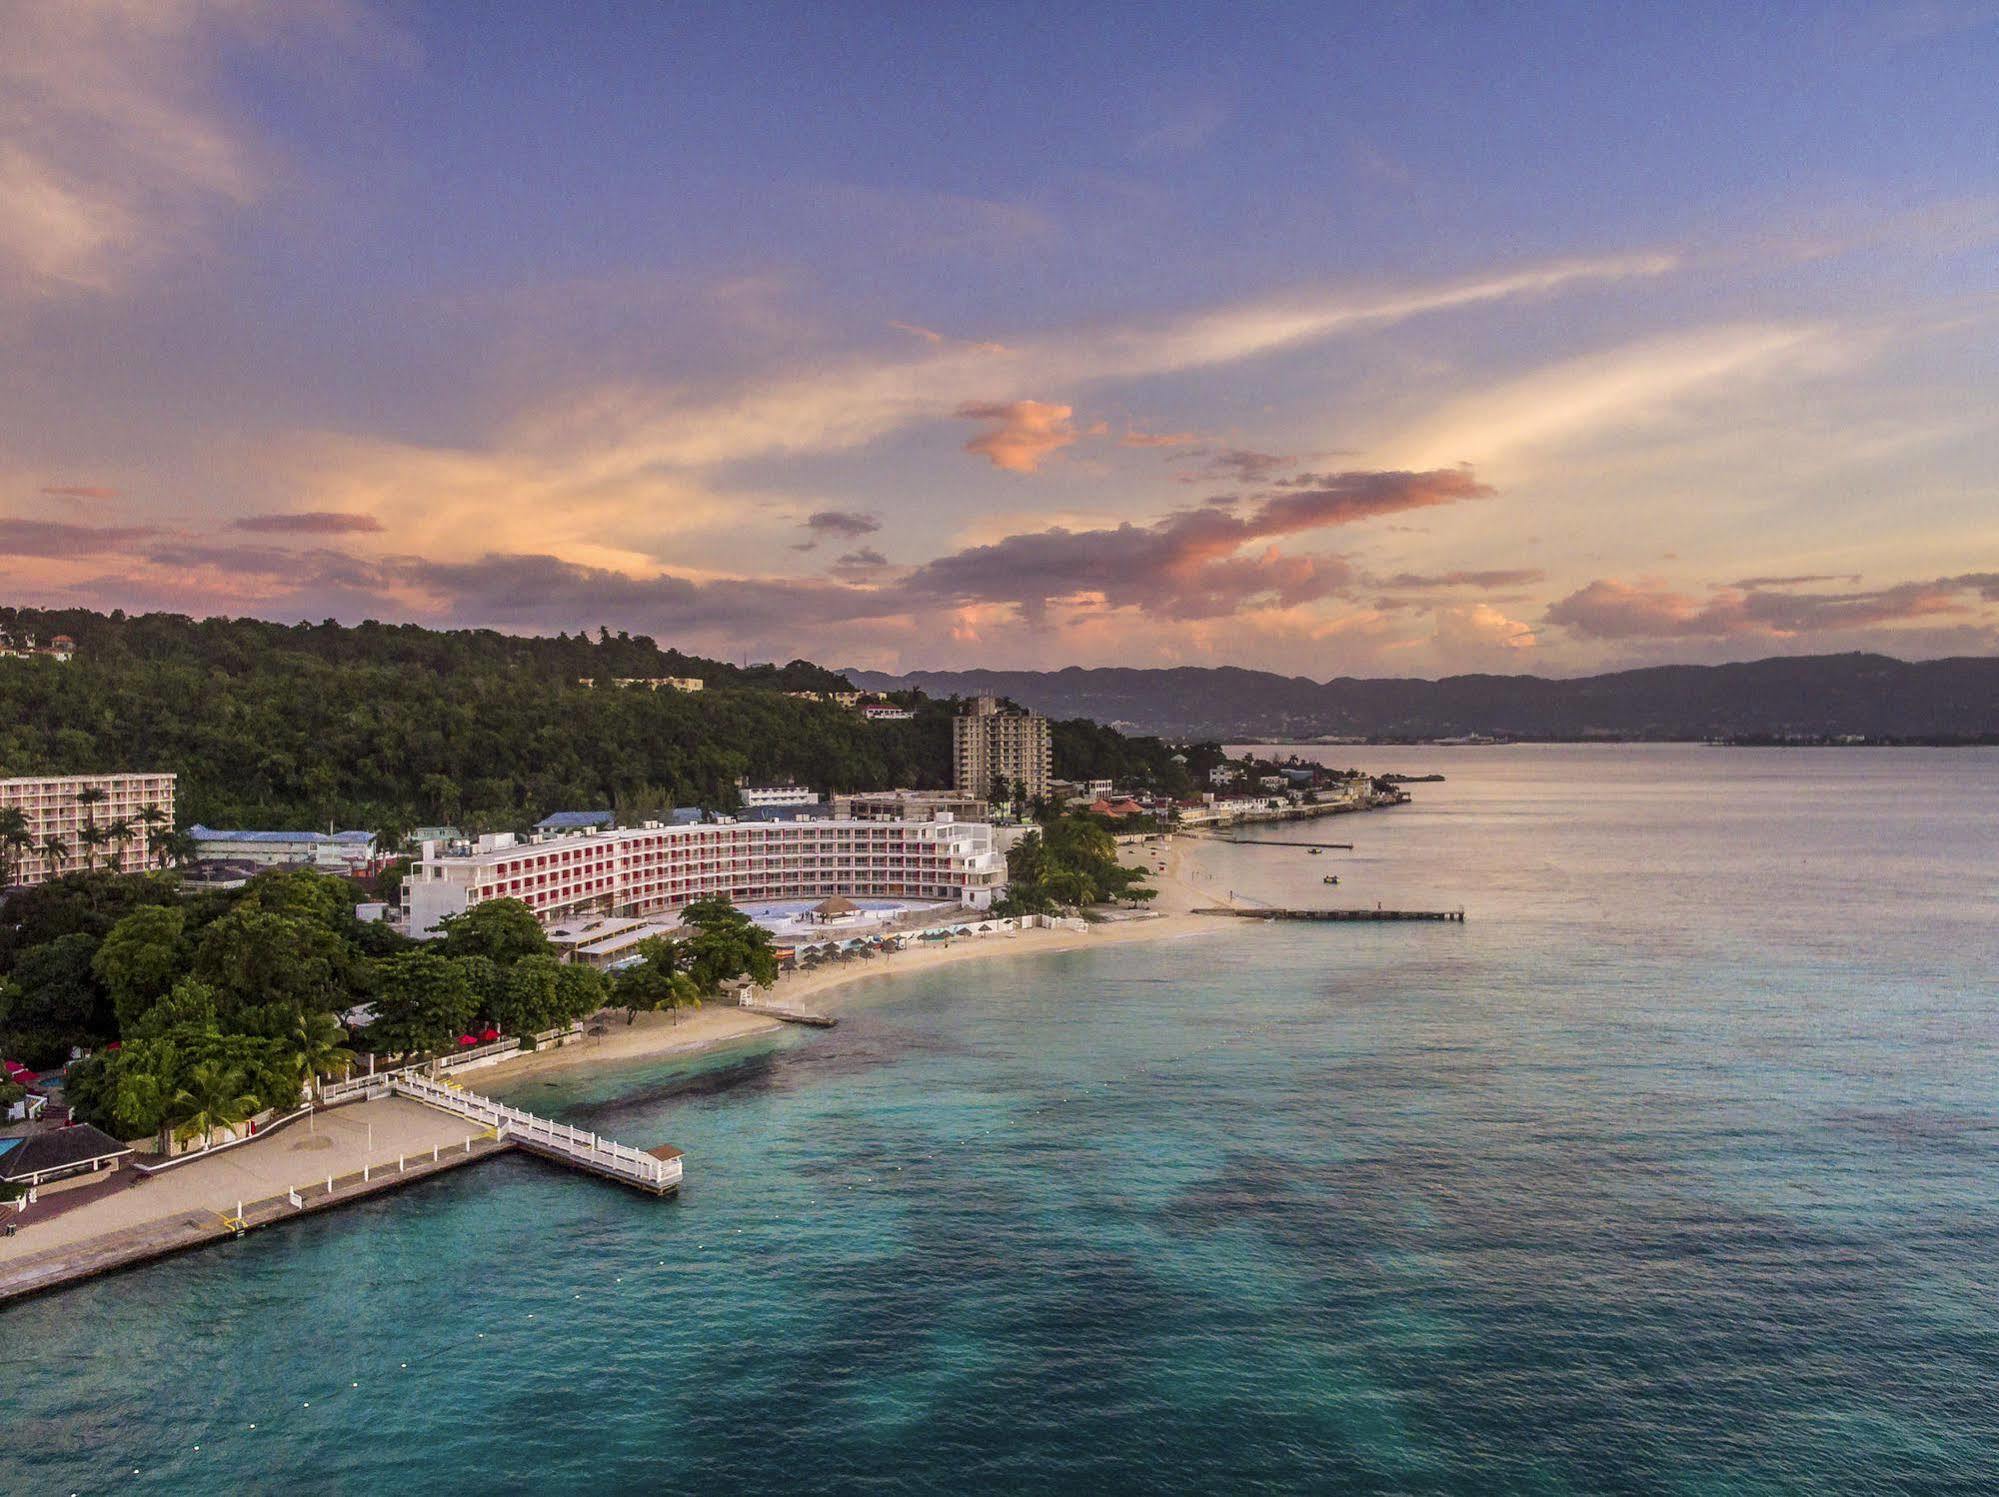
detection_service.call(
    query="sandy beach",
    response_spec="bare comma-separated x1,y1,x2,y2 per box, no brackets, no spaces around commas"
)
481,831,1228,1085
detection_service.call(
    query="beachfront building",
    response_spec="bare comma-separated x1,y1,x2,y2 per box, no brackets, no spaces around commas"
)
738,783,820,810
831,788,989,823
0,772,175,887
402,815,1007,936
952,696,1051,803
186,825,380,874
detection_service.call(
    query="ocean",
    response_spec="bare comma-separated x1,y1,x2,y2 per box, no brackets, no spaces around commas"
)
6,746,1997,1494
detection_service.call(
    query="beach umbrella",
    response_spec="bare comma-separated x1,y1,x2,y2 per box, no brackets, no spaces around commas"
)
458,1034,477,1046
480,1027,500,1042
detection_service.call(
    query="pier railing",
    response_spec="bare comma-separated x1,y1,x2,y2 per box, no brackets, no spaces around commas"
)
392,1073,680,1192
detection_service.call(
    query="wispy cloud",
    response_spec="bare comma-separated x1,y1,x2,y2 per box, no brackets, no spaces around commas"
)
232,510,386,535
1546,574,1998,639
0,517,157,556
0,1,380,302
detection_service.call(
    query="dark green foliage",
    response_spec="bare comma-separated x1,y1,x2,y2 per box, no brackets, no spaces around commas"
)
676,897,779,995
0,932,110,1067
437,898,552,966
0,607,941,830
369,951,478,1058
0,608,1200,833
993,816,1154,916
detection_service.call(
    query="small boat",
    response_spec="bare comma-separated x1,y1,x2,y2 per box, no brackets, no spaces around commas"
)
1322,874,1339,885
1307,847,1322,856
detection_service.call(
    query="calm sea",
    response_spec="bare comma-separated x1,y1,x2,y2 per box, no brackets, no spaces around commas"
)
6,746,1997,1494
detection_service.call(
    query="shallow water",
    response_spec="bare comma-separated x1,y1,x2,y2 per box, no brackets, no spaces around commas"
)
6,746,1997,1494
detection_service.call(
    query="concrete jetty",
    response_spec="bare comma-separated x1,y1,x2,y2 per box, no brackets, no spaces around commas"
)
740,1000,838,1028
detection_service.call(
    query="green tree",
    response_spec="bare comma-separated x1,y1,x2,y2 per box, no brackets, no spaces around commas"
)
437,898,550,966
285,1009,354,1103
0,931,109,1066
368,951,476,1058
494,953,563,1035
92,905,188,1035
129,977,221,1040
0,806,32,889
172,1060,261,1150
612,938,700,1023
677,899,778,995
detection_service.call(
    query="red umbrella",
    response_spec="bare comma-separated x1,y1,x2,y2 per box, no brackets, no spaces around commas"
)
480,1027,500,1042
457,1034,477,1046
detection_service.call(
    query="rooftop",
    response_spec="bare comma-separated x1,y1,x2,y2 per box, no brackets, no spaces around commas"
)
0,1123,132,1181
534,810,616,831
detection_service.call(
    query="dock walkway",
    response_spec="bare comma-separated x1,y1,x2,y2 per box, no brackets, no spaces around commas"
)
392,1074,681,1195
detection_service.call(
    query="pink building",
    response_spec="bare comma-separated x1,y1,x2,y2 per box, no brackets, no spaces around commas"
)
403,816,1005,936
0,773,176,886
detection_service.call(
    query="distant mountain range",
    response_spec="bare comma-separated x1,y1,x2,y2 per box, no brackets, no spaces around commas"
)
845,653,1999,742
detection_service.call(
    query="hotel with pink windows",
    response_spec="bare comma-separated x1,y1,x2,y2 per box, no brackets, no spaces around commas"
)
402,815,1006,937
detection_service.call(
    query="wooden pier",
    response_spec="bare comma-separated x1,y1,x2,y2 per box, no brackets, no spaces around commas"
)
394,1074,681,1195
1194,906,1464,922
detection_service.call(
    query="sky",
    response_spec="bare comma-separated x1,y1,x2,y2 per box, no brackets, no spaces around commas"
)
3,1,1996,679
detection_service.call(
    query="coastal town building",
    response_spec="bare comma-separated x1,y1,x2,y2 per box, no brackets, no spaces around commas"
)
577,676,704,692
861,704,914,721
0,772,175,887
186,825,380,874
952,696,1051,803
0,629,75,663
830,788,989,823
738,783,821,810
402,815,1006,936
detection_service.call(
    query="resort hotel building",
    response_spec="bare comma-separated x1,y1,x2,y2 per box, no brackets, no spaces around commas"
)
952,696,1052,803
402,815,1007,937
0,772,175,887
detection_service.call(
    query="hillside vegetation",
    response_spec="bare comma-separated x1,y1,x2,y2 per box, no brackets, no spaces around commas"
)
0,607,1208,830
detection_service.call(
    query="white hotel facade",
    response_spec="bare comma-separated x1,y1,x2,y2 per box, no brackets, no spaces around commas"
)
403,816,1006,937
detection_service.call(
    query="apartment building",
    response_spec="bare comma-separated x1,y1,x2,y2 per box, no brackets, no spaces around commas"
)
402,816,1006,936
951,696,1051,803
0,772,176,886
738,783,821,810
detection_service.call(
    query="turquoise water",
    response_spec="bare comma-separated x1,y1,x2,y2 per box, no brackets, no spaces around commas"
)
6,746,1998,1493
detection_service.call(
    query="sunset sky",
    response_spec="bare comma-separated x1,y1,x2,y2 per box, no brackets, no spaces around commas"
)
4,2,1996,677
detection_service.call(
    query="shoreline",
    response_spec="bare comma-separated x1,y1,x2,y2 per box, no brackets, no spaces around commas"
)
0,837,1231,1303
481,833,1227,1087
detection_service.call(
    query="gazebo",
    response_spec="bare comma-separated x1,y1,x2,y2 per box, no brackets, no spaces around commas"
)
808,895,862,924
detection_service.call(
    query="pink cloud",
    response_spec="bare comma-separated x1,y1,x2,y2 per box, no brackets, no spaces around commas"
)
1547,575,1996,640
956,399,1082,473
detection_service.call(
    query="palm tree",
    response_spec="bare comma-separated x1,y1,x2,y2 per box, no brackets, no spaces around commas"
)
104,817,134,874
40,833,68,881
72,785,109,873
172,1062,261,1151
77,822,109,874
0,807,30,889
135,804,169,867
287,1011,354,1104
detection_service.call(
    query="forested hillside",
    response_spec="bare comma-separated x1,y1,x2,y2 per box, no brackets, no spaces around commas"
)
0,608,1206,830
